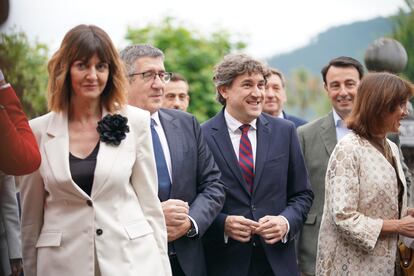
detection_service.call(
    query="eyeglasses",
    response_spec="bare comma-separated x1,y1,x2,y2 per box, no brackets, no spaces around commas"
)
128,71,172,83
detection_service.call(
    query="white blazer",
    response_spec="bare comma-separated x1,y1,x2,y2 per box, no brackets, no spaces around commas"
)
18,105,171,276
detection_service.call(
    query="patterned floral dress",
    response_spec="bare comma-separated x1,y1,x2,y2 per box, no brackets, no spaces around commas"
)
316,133,407,276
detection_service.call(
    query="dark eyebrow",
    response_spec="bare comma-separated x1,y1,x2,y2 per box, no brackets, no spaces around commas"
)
241,79,254,84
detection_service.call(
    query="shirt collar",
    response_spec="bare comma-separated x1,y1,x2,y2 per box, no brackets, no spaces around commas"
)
278,111,284,119
332,108,344,127
224,108,257,133
151,111,162,127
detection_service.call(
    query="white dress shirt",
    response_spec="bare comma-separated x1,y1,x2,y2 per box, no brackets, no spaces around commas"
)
224,109,257,166
332,109,351,141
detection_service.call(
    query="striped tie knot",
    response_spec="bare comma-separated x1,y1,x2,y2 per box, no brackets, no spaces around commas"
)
239,124,250,134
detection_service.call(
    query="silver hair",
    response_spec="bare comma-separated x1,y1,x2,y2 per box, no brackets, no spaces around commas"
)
119,44,164,77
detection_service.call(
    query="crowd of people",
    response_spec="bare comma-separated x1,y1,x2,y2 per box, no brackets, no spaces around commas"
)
2,23,414,276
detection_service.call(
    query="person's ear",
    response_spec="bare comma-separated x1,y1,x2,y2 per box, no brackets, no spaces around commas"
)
218,86,228,99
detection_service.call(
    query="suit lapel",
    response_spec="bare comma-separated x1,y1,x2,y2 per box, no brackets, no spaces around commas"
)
91,108,123,199
211,111,250,196
158,109,182,198
44,111,88,198
252,115,270,195
320,112,337,156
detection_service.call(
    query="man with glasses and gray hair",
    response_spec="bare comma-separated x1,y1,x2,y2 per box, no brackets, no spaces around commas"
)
120,44,225,276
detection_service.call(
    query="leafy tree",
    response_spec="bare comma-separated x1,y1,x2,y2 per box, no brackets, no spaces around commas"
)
392,0,414,82
125,17,246,122
0,29,49,118
285,68,330,121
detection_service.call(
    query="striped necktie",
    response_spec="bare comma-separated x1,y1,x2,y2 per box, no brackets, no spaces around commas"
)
239,124,254,193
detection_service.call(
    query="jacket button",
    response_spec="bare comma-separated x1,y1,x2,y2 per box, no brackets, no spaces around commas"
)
251,205,256,211
86,200,93,206
96,229,103,236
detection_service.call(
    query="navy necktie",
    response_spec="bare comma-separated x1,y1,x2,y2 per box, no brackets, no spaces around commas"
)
150,119,171,201
239,124,254,193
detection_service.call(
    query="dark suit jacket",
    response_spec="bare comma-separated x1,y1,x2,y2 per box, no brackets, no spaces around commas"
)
0,85,40,175
158,108,226,276
283,111,307,128
201,110,313,276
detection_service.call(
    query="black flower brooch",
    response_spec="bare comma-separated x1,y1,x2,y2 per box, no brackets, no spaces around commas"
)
96,114,130,146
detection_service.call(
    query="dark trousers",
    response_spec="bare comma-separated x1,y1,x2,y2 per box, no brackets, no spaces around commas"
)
170,254,185,276
248,243,274,276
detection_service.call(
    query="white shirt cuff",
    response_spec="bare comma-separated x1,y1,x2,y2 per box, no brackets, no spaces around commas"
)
280,216,290,243
224,233,229,243
188,215,199,235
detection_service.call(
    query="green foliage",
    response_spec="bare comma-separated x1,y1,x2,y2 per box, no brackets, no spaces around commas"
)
285,68,330,121
392,1,414,82
0,29,48,118
125,17,246,122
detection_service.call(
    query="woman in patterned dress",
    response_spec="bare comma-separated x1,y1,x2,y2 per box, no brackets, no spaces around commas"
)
316,72,414,276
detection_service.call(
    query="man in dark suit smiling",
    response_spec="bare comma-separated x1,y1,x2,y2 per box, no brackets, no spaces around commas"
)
202,54,313,276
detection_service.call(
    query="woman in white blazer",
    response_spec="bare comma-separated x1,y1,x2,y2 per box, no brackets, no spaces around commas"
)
18,24,171,276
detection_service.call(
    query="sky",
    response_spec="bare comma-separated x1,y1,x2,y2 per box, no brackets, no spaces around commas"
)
1,0,407,58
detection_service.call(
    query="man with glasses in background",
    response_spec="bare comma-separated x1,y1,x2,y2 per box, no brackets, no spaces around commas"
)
120,44,225,276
